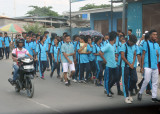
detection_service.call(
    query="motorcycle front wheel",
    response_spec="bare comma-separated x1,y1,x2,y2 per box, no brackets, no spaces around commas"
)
26,78,34,98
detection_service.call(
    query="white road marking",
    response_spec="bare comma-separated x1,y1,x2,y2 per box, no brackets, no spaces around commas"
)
27,99,62,113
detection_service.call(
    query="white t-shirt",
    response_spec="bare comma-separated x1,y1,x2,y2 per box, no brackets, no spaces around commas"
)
12,48,29,65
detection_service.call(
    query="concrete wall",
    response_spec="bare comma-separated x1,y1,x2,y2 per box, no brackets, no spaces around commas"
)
90,12,126,32
47,27,91,37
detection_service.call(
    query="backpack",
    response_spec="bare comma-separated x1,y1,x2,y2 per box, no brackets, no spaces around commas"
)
4,37,11,43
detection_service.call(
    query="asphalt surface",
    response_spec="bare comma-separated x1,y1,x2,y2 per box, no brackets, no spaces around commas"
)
0,58,160,114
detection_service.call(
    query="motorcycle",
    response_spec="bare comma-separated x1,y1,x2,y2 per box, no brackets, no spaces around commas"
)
8,54,35,98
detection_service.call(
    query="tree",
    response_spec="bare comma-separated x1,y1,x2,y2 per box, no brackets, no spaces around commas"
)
79,4,111,10
26,6,59,17
23,22,46,34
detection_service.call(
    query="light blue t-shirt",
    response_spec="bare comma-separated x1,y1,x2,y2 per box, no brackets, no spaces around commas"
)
0,37,3,48
101,43,117,68
158,46,160,62
120,42,136,67
88,44,95,61
77,44,90,63
61,42,74,63
36,43,48,61
143,40,159,69
139,40,145,55
50,45,60,62
3,37,11,47
25,41,35,56
44,36,51,51
93,44,103,61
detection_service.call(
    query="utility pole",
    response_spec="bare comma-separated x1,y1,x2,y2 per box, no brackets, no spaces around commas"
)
69,0,72,37
111,0,113,31
122,0,126,33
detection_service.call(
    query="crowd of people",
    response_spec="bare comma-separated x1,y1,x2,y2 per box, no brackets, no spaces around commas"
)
0,29,160,104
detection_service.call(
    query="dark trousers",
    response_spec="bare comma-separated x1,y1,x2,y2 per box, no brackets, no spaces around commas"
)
104,67,118,94
39,61,47,77
4,47,10,59
96,61,103,81
73,59,79,80
51,61,60,76
89,60,96,77
79,62,90,80
0,48,2,59
122,67,137,98
116,66,122,92
49,53,52,68
2,48,4,58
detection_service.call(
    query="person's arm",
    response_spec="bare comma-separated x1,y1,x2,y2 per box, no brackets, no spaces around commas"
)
141,50,145,73
121,52,133,69
51,53,55,62
63,52,72,64
132,51,136,65
27,53,33,58
99,51,106,64
157,50,159,63
12,55,18,62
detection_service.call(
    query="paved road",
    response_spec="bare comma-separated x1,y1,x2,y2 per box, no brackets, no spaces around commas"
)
0,59,160,114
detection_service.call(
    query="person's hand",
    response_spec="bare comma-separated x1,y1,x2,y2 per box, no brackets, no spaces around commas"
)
90,45,93,47
74,59,77,64
129,64,134,69
69,60,72,64
115,57,118,62
140,68,144,73
53,58,55,62
103,60,107,64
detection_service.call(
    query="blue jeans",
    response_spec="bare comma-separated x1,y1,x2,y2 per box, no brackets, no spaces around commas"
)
13,64,19,81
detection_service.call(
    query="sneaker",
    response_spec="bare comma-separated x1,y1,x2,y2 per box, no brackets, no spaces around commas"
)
107,93,112,97
109,89,114,95
68,80,71,85
146,90,152,96
118,90,124,96
57,75,60,78
41,77,45,80
152,98,160,103
65,82,69,86
79,80,83,83
125,97,132,104
73,79,77,83
61,78,63,82
99,83,103,86
137,93,142,101
129,96,133,102
104,90,107,94
50,72,53,78
47,68,50,71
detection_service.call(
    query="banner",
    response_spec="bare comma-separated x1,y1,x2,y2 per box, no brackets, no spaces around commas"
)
71,0,85,3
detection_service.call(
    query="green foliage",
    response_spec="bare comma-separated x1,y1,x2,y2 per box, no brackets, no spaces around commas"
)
23,22,46,34
26,6,59,17
80,4,111,10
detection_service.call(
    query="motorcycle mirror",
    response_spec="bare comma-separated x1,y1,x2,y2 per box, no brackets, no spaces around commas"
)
12,54,17,57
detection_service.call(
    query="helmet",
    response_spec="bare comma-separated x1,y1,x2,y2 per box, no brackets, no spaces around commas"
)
16,38,25,47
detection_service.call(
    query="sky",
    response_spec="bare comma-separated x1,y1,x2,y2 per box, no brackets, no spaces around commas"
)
0,0,120,18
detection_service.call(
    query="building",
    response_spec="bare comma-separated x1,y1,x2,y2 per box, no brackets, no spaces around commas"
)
69,0,160,38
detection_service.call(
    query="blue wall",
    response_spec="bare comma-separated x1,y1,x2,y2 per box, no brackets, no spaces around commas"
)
127,2,142,38
90,12,125,32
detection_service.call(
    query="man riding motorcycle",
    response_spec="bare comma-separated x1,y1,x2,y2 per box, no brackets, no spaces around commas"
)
10,38,32,84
